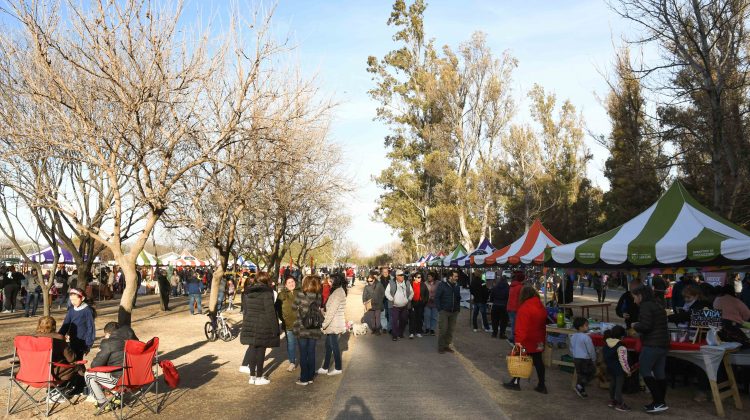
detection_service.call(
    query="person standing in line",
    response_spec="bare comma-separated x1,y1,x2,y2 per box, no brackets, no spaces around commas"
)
489,277,509,339
423,272,439,336
408,271,428,338
240,272,280,386
385,270,413,342
603,325,634,412
503,286,548,394
570,317,596,398
435,271,461,353
24,269,42,317
277,275,299,372
506,272,525,345
186,270,203,315
58,288,96,360
318,274,347,376
631,285,670,413
293,275,324,386
362,270,385,335
470,274,491,333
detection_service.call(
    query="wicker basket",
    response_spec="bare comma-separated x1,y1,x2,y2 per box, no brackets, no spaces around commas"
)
506,344,533,379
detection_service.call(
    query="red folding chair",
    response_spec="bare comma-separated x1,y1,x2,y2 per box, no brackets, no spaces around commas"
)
6,335,86,417
89,337,160,419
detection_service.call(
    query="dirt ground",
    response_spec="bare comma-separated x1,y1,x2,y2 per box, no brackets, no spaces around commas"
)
0,285,747,419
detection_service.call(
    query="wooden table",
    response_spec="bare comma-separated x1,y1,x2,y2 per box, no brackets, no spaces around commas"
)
543,325,577,385
559,302,612,322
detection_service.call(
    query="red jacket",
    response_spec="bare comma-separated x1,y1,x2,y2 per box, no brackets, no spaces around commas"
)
507,280,524,312
514,295,547,354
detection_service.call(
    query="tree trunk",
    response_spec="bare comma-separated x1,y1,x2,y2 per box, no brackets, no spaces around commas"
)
38,270,51,317
208,252,229,316
116,256,138,326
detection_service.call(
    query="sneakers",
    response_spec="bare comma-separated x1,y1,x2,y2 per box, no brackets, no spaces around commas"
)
574,384,587,398
502,381,521,391
317,367,329,375
46,389,64,403
607,400,617,408
327,369,342,376
239,365,250,374
254,377,270,386
392,337,398,342
295,380,311,386
249,376,256,385
416,333,422,338
485,328,492,333
534,384,548,394
645,403,668,413
473,329,478,332
287,363,296,372
615,403,631,412
409,334,414,339
95,401,114,413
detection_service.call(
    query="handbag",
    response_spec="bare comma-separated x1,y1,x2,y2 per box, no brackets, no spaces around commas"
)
363,299,372,311
506,344,533,379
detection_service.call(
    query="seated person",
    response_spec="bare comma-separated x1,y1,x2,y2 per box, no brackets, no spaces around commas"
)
33,316,79,387
667,285,712,327
713,284,750,326
84,322,138,411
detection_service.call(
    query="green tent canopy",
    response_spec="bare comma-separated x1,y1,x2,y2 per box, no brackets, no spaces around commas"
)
549,181,750,267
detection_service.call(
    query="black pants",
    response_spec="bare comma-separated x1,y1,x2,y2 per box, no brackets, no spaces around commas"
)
3,285,18,311
512,352,545,386
243,346,267,377
596,288,606,302
158,280,170,310
409,302,425,334
491,305,508,337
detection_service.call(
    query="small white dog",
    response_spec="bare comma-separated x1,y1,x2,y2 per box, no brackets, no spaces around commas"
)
351,323,370,336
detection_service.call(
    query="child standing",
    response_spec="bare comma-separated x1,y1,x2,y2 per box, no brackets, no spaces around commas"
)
569,317,596,397
603,325,634,412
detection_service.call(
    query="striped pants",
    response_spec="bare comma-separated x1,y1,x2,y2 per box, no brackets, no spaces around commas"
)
84,372,118,404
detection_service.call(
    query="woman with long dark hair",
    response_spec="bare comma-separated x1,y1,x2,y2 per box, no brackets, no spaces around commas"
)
318,273,347,376
293,275,324,385
240,272,280,386
503,285,548,393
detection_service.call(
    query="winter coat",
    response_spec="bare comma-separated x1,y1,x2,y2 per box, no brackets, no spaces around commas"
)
386,280,413,308
634,299,669,348
185,276,202,295
667,299,711,326
322,287,347,335
514,295,547,354
240,283,281,348
470,277,489,305
363,281,385,311
292,291,324,340
59,303,96,357
90,326,139,378
35,333,78,382
489,280,509,307
277,288,298,328
507,280,524,312
435,281,461,312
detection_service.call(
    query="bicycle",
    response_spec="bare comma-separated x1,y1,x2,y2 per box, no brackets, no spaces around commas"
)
204,311,233,342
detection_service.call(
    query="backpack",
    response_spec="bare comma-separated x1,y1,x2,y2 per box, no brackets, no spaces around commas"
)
159,359,180,389
300,294,323,329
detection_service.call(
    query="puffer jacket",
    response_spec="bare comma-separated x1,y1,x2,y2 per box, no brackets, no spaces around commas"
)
507,280,524,312
292,291,324,340
322,287,347,334
240,283,281,348
634,299,669,348
362,281,385,311
470,277,489,304
435,280,461,312
514,295,547,354
90,326,139,378
277,288,298,328
490,280,509,306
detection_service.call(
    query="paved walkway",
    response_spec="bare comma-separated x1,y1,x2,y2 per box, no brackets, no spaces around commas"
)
326,292,508,420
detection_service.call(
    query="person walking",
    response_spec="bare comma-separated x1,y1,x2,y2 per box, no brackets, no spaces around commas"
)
435,271,461,353
293,275,324,386
2,265,22,313
470,274,491,332
385,270,413,341
240,272,280,386
423,272,439,336
186,270,203,315
58,288,96,359
489,277,510,339
379,267,392,333
278,275,299,372
318,274,347,376
408,272,428,338
362,270,385,334
503,286,548,394
632,285,670,413
507,272,525,345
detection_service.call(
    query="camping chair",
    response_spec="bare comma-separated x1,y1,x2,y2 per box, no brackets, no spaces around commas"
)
6,335,87,417
89,337,160,419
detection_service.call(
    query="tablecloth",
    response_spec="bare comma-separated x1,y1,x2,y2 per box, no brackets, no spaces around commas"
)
667,342,742,381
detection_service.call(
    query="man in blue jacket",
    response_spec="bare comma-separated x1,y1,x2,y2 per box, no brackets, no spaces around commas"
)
489,277,510,339
186,270,203,315
435,271,461,353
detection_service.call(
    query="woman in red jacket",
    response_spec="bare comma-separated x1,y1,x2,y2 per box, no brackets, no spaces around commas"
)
503,285,548,394
506,272,525,344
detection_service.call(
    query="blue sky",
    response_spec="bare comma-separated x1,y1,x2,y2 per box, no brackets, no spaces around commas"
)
232,0,640,255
